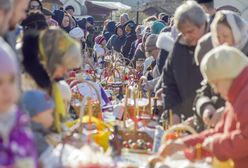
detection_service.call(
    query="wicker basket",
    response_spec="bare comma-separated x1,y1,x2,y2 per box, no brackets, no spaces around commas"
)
71,79,102,120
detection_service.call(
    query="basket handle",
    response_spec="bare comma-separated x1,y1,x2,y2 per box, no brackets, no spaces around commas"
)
138,76,152,116
163,123,197,139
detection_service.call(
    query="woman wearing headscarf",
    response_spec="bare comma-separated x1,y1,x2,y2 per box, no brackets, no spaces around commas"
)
22,28,82,132
157,46,248,168
106,24,126,52
194,10,248,131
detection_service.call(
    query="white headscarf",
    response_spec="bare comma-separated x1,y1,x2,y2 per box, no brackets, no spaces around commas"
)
211,10,248,50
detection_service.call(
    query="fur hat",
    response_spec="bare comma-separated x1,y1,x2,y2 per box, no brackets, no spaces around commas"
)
200,45,248,82
156,32,174,52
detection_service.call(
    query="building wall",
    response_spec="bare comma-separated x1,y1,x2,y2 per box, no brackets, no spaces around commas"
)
215,0,248,21
91,0,150,9
60,0,87,16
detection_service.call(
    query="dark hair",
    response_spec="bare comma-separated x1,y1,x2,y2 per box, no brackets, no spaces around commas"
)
115,24,124,35
22,31,51,91
202,2,214,9
65,5,75,12
161,15,170,24
22,13,48,31
197,0,214,9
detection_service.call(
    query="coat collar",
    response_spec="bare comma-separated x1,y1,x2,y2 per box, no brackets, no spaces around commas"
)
228,67,248,104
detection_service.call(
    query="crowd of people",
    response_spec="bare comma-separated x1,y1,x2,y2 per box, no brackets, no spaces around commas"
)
1,0,248,167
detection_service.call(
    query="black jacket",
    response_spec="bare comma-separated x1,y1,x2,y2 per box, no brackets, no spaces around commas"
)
194,83,226,131
107,34,126,52
162,35,203,119
157,49,169,74
121,32,137,59
130,44,146,67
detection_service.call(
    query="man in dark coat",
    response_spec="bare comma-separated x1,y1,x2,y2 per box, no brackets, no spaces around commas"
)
162,1,208,123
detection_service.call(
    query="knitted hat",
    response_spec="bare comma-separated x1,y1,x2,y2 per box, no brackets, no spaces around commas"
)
69,27,84,39
95,35,105,45
0,40,18,76
200,45,248,82
145,34,158,54
21,90,55,117
151,21,165,35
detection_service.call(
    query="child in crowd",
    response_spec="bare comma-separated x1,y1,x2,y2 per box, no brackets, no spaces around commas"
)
21,90,60,167
0,40,37,167
93,35,107,64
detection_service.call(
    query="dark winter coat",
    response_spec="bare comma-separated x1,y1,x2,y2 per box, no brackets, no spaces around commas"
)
103,21,116,42
162,35,203,119
130,43,146,67
106,34,126,52
129,39,142,60
157,49,169,74
121,32,137,59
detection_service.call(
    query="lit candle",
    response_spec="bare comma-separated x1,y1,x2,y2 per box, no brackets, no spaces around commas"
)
123,85,129,128
169,110,173,127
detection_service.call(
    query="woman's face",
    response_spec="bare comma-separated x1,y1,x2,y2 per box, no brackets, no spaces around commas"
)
101,40,107,46
29,1,41,14
210,79,233,99
217,23,235,46
0,73,18,112
53,65,68,79
62,15,70,28
33,109,54,129
117,28,123,37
